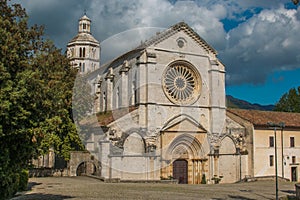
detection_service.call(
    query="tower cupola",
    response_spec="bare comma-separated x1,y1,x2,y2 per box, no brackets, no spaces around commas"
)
79,15,91,33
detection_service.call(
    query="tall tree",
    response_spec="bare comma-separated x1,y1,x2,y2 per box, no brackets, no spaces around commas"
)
274,86,300,113
0,1,83,198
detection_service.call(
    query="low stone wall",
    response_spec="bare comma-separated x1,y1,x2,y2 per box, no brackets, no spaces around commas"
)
84,174,178,184
29,168,69,177
120,179,178,184
29,168,54,177
255,176,290,182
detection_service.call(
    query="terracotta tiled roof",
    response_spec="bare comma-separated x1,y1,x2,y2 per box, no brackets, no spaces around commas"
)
227,109,300,128
97,106,138,126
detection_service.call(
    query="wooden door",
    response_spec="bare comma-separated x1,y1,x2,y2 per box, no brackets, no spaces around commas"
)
291,167,297,182
173,159,188,184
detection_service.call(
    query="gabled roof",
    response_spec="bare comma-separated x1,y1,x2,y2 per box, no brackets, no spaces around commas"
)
136,21,217,55
227,108,300,128
95,22,218,75
80,15,91,22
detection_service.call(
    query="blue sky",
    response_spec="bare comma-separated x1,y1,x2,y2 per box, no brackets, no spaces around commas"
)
13,0,300,105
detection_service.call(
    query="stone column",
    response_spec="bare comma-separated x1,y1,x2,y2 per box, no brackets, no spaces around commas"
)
105,68,114,111
120,61,130,108
209,60,226,144
137,51,148,128
99,140,110,179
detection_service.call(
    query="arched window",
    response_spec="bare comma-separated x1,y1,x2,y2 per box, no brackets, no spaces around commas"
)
79,63,82,72
134,73,137,104
116,87,120,108
83,47,86,57
79,47,82,57
93,48,96,58
83,23,86,30
103,92,106,112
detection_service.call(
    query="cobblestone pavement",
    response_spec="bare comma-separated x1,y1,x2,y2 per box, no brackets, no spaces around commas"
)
11,176,296,200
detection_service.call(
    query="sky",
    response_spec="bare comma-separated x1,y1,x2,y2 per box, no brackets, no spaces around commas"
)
11,0,300,105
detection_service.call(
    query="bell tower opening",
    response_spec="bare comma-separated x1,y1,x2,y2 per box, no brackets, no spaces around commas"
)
78,15,91,33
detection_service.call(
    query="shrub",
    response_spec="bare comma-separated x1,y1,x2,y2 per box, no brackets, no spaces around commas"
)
18,169,29,191
201,174,206,184
0,172,19,200
0,169,29,200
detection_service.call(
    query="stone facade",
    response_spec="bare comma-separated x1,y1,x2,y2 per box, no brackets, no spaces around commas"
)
68,15,300,184
228,109,300,182
69,19,246,184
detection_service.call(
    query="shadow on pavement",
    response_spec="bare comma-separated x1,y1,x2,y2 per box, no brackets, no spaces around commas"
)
211,196,255,200
281,189,296,194
13,193,74,200
27,182,42,190
228,195,255,200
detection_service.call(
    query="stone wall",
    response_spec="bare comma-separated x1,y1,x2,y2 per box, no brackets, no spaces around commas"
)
69,151,101,176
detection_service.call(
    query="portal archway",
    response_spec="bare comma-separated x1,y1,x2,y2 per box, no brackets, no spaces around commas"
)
76,161,97,176
163,134,206,184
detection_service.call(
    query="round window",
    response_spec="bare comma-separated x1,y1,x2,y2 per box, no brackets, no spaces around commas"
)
162,61,201,105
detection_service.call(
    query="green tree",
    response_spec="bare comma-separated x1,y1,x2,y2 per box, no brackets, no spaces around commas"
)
0,1,83,198
274,86,300,113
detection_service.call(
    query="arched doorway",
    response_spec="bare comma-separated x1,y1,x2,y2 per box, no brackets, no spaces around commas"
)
173,159,188,184
76,162,96,176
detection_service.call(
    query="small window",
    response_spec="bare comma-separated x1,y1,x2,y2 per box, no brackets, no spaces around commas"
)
269,136,274,147
290,137,295,148
83,23,86,30
292,156,296,164
269,155,274,167
82,63,85,72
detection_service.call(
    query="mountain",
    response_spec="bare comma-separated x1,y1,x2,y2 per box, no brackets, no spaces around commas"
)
226,95,274,111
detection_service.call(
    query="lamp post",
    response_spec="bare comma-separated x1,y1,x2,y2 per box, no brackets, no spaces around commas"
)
281,126,284,179
267,122,285,200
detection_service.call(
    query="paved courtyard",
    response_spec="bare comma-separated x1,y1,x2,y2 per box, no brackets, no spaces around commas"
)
12,176,296,200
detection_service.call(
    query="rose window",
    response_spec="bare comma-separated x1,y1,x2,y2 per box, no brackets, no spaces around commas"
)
163,61,201,105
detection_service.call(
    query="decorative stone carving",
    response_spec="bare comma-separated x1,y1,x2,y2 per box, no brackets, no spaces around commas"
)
119,60,130,74
147,127,160,137
105,67,115,80
176,37,186,48
144,136,157,153
162,60,201,105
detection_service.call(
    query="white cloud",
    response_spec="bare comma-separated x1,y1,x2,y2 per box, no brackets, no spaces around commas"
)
87,0,228,62
222,6,300,85
12,0,300,86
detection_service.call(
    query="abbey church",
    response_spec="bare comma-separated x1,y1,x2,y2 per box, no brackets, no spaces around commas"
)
65,15,300,184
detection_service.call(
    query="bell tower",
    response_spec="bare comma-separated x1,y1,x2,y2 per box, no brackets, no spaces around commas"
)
67,14,100,74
